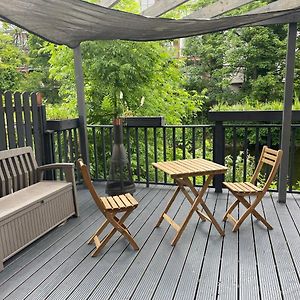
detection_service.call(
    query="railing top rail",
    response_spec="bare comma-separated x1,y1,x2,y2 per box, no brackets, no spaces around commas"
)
223,124,300,128
87,124,213,128
208,110,300,122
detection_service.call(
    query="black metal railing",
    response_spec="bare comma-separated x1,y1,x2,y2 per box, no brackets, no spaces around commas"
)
87,125,214,187
45,121,300,192
222,124,300,192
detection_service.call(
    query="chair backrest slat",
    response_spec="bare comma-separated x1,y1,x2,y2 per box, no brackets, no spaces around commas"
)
264,152,277,162
261,157,275,166
250,146,283,192
77,159,106,213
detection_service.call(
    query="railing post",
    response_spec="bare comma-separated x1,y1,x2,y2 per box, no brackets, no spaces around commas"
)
213,121,225,193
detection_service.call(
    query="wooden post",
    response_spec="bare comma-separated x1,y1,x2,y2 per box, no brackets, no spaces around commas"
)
73,46,90,166
278,23,297,203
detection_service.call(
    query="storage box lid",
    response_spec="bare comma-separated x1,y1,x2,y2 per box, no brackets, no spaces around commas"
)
0,181,72,222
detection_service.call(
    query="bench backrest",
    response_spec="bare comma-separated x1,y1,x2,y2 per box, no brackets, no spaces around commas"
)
0,147,38,197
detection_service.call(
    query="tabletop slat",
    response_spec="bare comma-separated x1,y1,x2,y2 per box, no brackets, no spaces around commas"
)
152,158,227,178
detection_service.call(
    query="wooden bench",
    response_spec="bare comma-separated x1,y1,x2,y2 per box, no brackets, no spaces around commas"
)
0,147,78,271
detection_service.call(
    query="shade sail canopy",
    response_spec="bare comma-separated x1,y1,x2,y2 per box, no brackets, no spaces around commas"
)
0,0,300,48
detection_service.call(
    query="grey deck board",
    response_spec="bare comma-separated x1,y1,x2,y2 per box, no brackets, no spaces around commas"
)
93,187,186,300
194,192,226,300
0,184,300,300
238,196,260,300
4,203,108,299
269,193,300,299
252,201,282,300
217,192,238,300
108,187,186,300
25,187,151,300
263,193,300,299
159,191,212,300
129,190,209,300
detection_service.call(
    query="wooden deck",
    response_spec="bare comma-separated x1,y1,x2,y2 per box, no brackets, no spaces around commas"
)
0,183,300,300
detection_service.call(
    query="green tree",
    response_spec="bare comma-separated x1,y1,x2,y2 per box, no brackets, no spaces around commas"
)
183,24,288,111
18,35,60,102
229,25,286,102
0,30,27,91
44,39,202,123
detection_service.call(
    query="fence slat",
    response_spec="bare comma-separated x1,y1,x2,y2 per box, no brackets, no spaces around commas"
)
0,92,7,150
92,127,98,179
153,127,158,184
22,92,33,147
232,126,237,182
126,127,131,181
14,92,25,148
5,92,17,149
31,93,42,164
243,127,248,182
182,127,186,159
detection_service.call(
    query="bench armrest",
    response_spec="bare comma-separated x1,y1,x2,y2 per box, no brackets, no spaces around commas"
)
37,163,75,182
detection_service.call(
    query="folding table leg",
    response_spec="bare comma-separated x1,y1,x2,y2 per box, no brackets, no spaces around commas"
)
177,178,207,222
155,186,181,227
171,174,224,246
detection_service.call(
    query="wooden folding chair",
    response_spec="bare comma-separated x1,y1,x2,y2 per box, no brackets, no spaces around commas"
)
223,146,283,232
77,159,139,256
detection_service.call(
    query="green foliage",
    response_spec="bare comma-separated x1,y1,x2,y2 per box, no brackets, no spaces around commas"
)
18,35,60,102
225,151,256,182
183,32,238,110
43,39,202,124
183,14,291,112
211,99,300,111
0,30,27,91
46,99,78,120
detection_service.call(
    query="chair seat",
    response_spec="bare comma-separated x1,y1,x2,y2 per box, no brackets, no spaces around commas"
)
100,193,138,211
223,181,262,195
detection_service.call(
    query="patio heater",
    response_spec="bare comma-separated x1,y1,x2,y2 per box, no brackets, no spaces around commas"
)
105,118,136,196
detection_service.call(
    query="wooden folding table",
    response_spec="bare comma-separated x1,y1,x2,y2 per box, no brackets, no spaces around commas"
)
153,158,227,246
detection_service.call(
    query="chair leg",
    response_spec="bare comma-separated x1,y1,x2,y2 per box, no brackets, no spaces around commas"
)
171,175,224,246
236,195,272,231
113,215,131,234
109,210,139,250
88,219,110,244
92,227,117,257
91,209,138,256
223,199,239,221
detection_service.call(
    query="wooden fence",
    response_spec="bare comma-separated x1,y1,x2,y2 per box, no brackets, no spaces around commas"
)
0,91,46,165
